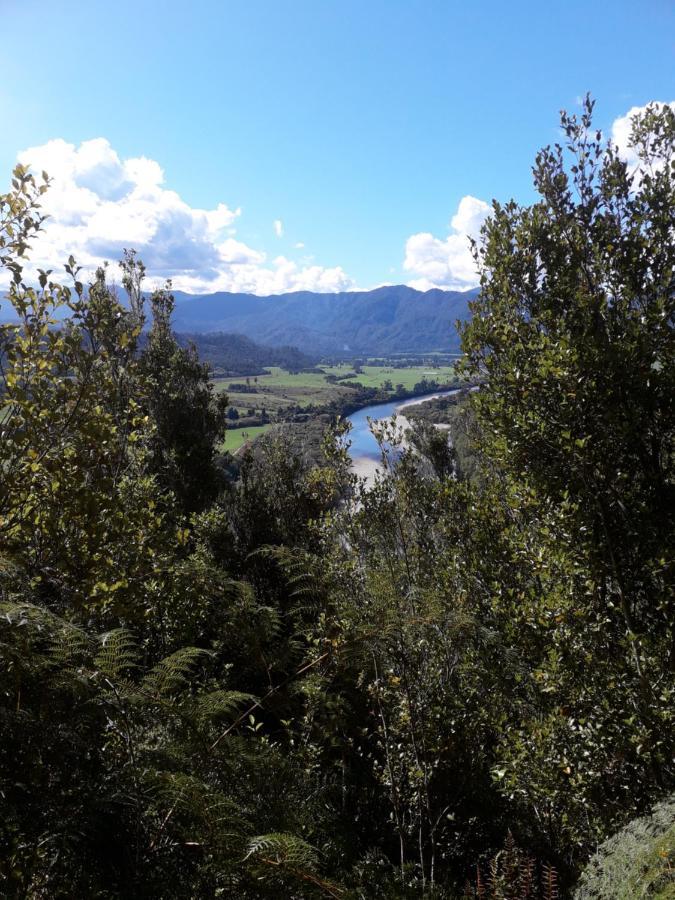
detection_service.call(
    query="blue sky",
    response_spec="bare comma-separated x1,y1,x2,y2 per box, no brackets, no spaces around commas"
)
2,0,674,293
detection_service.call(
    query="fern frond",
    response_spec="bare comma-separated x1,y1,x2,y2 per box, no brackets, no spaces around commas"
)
245,832,319,870
0,600,60,632
145,771,249,856
0,601,90,673
94,628,139,680
253,545,321,605
542,864,558,900
47,622,90,668
194,689,255,725
518,855,535,897
141,646,209,696
151,771,244,823
245,832,345,897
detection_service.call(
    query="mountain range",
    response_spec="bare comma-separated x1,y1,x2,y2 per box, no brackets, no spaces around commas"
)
1,284,477,355
171,285,476,354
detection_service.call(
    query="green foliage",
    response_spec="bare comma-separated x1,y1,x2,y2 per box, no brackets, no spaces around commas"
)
0,167,345,898
407,418,456,478
0,96,673,898
574,795,675,899
460,96,675,858
0,599,264,896
0,163,49,276
135,262,229,513
463,833,559,899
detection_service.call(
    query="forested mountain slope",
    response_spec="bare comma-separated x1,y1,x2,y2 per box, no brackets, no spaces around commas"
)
173,332,315,375
171,284,476,353
1,285,474,355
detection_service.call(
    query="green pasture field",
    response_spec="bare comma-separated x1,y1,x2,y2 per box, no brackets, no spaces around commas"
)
320,364,457,390
215,363,459,451
213,367,352,414
214,363,457,401
221,423,274,453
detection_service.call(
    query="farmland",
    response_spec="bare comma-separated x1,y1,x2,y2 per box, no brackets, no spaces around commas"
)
214,362,460,453
214,363,458,414
221,423,274,453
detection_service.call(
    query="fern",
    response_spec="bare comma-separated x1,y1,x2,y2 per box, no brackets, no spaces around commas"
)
193,689,255,725
94,628,139,680
149,770,248,832
47,621,89,669
0,601,91,682
542,864,558,900
574,793,675,899
253,545,323,616
245,831,320,869
141,646,209,696
245,832,346,897
245,832,319,871
465,834,558,900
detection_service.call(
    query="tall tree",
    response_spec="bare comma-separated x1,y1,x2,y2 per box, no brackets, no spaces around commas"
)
123,253,228,515
460,97,675,851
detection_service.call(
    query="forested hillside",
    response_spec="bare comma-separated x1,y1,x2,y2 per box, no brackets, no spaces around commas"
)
174,331,315,376
0,99,673,898
170,284,475,354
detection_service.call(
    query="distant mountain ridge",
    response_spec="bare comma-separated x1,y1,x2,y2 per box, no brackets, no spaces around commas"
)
171,285,476,354
0,284,476,354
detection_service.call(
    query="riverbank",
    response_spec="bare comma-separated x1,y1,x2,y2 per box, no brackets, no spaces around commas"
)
348,387,463,486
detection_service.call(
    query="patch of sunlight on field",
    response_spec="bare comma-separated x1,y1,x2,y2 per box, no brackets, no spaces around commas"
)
221,424,273,453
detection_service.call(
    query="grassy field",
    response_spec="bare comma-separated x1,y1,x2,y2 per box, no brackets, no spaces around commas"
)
215,363,459,453
214,365,458,412
213,367,350,417
221,423,274,453
320,364,457,390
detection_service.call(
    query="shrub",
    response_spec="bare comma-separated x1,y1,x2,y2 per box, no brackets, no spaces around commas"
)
574,794,675,899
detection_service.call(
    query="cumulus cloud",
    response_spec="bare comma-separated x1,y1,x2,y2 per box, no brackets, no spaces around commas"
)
403,195,490,291
7,137,354,294
273,219,284,238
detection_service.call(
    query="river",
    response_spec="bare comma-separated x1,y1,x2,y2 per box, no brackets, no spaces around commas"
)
346,388,462,466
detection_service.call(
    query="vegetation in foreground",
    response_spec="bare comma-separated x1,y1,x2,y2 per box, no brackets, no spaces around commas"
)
0,97,673,898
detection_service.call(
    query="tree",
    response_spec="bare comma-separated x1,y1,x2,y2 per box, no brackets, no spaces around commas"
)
133,259,228,514
461,97,675,853
0,166,346,900
407,419,455,479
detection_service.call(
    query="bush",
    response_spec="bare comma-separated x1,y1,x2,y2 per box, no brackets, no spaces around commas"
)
574,794,675,899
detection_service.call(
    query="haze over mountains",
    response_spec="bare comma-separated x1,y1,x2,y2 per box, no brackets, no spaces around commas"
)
171,285,476,354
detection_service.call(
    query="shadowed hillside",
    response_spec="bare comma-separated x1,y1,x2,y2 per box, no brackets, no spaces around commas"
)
171,284,476,353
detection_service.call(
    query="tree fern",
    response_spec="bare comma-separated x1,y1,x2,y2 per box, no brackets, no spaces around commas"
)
244,832,347,897
94,628,139,680
246,832,319,869
193,689,255,726
140,646,209,696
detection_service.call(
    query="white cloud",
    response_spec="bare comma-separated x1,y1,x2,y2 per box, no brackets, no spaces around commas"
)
273,218,284,238
6,137,354,295
403,195,490,291
611,100,675,175
294,241,305,249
